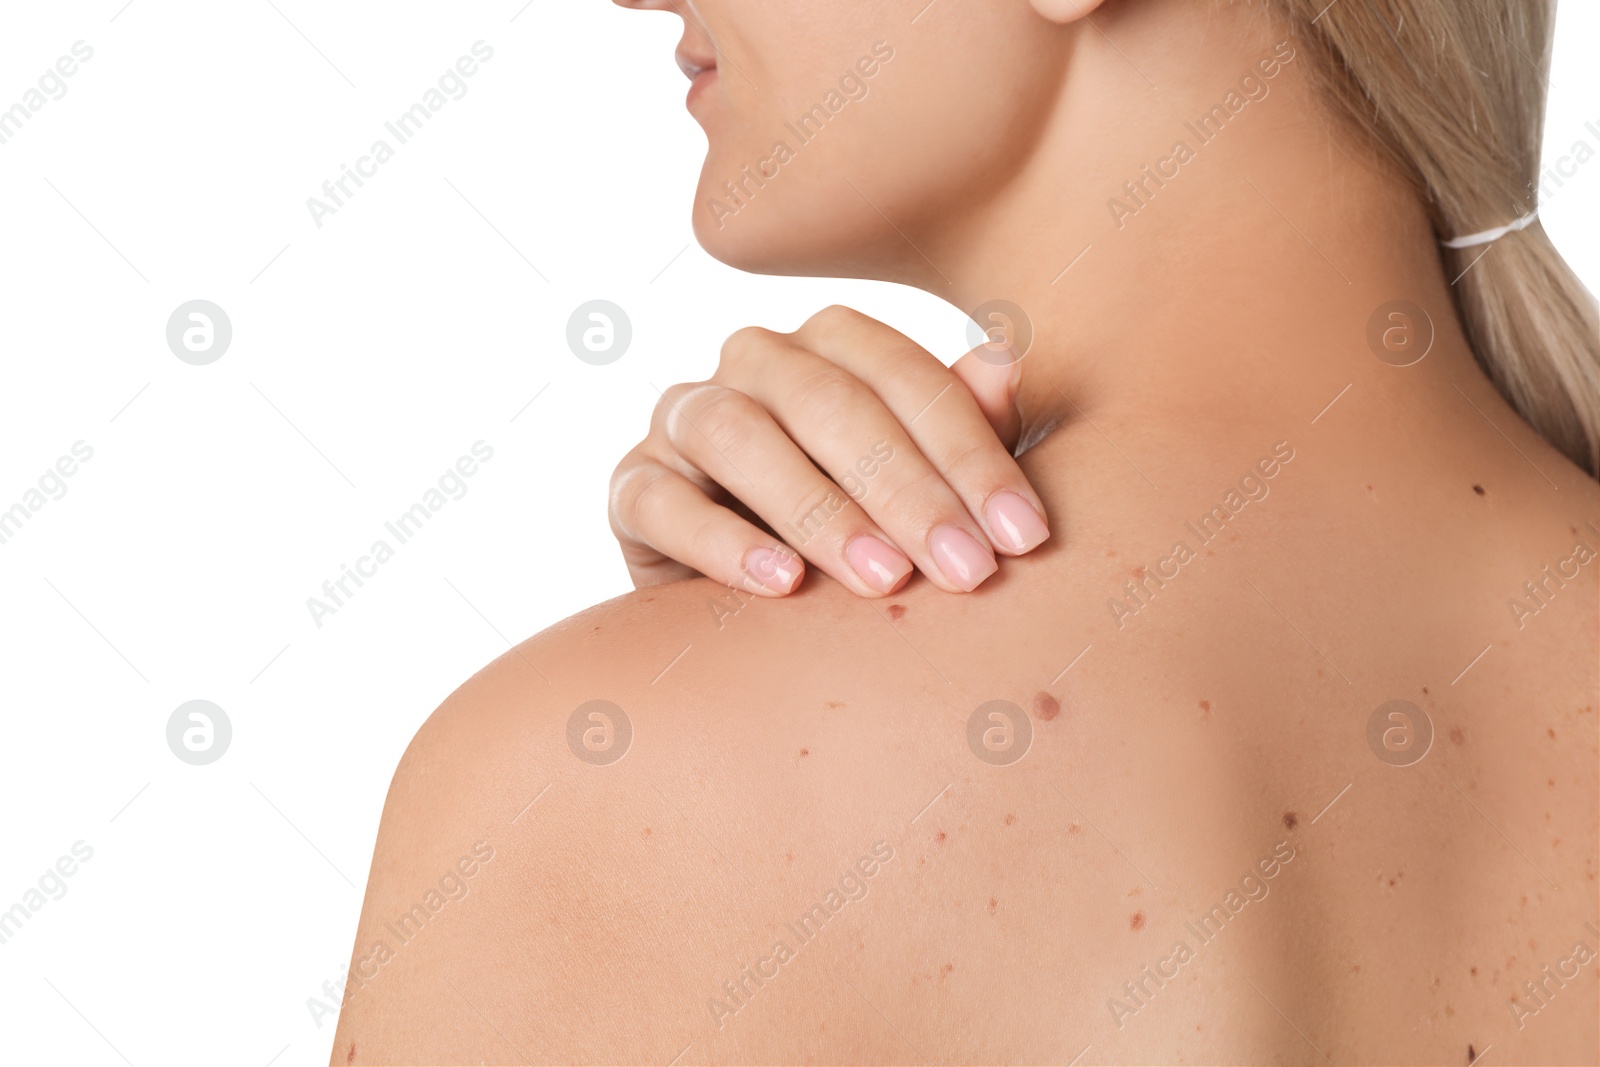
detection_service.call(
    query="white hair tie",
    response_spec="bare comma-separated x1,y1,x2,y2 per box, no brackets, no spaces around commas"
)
1442,207,1539,249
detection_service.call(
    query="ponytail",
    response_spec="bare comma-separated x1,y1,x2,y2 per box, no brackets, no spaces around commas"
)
1273,0,1599,475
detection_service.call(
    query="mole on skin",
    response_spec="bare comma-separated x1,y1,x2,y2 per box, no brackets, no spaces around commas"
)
1034,691,1060,721
887,603,907,620
1283,812,1298,830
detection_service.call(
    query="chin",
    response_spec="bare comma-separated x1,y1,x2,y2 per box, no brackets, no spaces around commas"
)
689,154,892,281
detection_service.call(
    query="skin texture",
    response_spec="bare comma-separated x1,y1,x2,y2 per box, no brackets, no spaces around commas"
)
333,0,1599,1061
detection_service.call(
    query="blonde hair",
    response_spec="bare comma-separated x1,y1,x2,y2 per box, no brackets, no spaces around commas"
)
1273,0,1599,476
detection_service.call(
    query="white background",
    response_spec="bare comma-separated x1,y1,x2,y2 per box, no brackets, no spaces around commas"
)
0,2,1594,1064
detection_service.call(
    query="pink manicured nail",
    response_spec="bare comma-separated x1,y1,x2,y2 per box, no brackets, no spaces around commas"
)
744,546,802,594
846,536,913,594
985,491,1050,553
929,525,997,591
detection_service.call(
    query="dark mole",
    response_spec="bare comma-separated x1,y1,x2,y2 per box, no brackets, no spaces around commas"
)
934,830,947,843
1422,686,1429,695
1035,691,1060,721
887,603,907,621
1130,910,1146,931
799,747,809,757
1473,484,1485,495
1470,966,1478,977
1283,812,1299,830
1004,813,1016,826
1450,727,1465,745
1468,1044,1476,1063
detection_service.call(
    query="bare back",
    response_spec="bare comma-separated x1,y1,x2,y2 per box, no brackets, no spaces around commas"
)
331,379,1598,1064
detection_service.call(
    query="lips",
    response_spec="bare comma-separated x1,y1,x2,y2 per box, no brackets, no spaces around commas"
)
674,49,716,81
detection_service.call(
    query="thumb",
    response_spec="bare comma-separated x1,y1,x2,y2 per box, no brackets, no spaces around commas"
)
950,341,1023,452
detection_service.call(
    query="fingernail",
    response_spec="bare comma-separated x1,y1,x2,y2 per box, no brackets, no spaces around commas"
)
744,546,802,594
929,525,997,591
985,491,1049,553
846,536,913,595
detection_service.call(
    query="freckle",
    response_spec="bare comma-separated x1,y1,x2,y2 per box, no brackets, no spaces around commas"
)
1445,1003,1454,1016
1199,699,1211,715
1352,964,1361,973
941,962,953,975
1004,813,1016,826
934,830,946,844
1388,878,1396,887
1034,691,1060,721
1547,728,1556,739
1470,966,1478,977
1283,812,1298,830
1548,778,1555,787
1473,484,1485,496
1450,727,1465,745
642,826,652,837
1131,566,1145,579
1130,910,1146,931
1067,823,1081,835
1205,549,1215,557
825,700,844,708
786,851,794,863
799,747,809,757
1106,549,1117,558
1129,886,1142,896
988,897,998,913
887,603,907,621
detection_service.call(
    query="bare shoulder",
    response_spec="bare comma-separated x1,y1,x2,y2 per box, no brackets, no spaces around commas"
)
328,574,968,1064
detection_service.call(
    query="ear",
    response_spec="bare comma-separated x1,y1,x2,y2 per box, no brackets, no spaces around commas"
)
1028,0,1114,24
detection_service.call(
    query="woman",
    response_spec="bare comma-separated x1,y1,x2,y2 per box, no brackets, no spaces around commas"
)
333,0,1598,1062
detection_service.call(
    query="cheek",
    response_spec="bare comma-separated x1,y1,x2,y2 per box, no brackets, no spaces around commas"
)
690,7,1055,271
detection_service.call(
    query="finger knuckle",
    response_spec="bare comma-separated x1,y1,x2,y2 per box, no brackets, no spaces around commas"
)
719,325,776,368
677,384,758,456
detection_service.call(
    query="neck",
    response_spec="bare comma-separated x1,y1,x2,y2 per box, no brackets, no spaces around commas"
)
903,13,1480,456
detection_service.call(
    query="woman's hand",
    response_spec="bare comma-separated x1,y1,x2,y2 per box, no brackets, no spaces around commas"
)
608,305,1050,598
